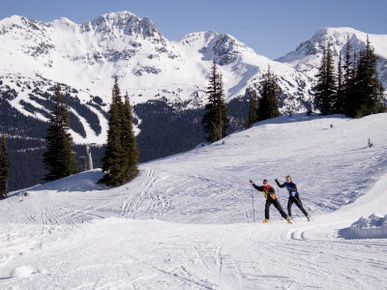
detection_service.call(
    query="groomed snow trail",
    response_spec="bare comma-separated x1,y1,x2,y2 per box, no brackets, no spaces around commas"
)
0,113,386,289
1,217,385,289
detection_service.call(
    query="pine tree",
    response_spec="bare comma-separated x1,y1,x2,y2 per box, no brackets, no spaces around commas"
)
335,52,346,114
43,84,77,181
346,36,385,118
313,43,337,115
343,37,353,83
245,89,259,128
99,78,139,186
121,92,139,181
0,134,10,198
341,37,356,116
257,67,281,121
99,77,126,186
202,60,228,143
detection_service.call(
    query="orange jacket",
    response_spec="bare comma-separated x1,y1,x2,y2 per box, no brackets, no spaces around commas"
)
252,184,277,200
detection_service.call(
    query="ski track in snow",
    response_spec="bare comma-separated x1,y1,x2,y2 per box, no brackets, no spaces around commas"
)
0,114,387,289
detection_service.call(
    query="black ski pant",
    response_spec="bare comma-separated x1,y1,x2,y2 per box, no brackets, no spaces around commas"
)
265,199,288,220
287,195,308,217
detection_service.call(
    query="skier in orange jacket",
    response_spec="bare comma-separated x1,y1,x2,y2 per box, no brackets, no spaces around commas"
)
250,179,291,223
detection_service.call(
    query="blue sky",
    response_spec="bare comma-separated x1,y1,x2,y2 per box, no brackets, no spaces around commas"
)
0,0,385,59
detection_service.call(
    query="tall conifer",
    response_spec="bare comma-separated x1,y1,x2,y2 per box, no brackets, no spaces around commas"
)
122,92,139,181
100,78,139,186
245,89,259,128
313,43,337,115
343,37,354,88
335,52,346,113
100,77,126,186
346,36,385,117
202,60,228,143
341,37,356,115
0,134,10,198
257,67,281,121
43,84,77,181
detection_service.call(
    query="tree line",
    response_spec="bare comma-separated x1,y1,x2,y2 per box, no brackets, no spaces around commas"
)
313,36,385,117
203,59,282,138
1,41,385,196
0,78,140,197
0,134,10,198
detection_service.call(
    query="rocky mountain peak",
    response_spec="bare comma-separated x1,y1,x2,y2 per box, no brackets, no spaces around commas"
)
80,11,163,42
211,34,250,65
180,31,250,65
277,27,371,63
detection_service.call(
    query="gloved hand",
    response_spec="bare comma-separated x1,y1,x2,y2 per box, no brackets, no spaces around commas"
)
275,179,279,184
249,180,254,184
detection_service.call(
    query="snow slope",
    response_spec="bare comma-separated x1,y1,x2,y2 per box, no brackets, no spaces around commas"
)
0,113,386,288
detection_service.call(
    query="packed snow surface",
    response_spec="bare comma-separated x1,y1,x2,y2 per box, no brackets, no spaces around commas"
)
1,113,387,289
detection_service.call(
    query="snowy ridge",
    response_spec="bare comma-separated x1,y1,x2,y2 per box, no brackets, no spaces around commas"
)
277,27,387,90
0,113,386,288
4,13,387,144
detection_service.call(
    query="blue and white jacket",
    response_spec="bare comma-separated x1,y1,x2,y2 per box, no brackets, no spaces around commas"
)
276,181,298,197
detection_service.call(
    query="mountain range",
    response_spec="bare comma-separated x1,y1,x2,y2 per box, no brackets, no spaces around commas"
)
0,11,386,190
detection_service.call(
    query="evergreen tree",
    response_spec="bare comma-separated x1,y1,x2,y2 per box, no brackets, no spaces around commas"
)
43,84,77,181
313,43,337,115
245,89,259,128
121,92,139,181
343,36,353,85
346,36,385,117
341,37,356,116
99,78,126,186
202,60,228,143
99,78,139,186
335,52,346,114
257,67,281,121
0,134,10,198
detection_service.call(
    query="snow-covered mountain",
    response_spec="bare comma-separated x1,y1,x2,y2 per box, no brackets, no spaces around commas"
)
0,11,314,145
1,113,386,288
1,13,386,146
277,27,387,88
1,12,387,191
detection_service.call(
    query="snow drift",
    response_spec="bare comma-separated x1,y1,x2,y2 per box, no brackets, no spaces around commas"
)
339,214,387,239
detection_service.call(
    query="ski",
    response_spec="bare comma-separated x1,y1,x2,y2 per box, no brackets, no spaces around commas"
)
261,219,293,224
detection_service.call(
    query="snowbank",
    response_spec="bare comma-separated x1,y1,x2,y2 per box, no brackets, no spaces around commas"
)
10,266,37,278
19,169,104,194
339,214,387,239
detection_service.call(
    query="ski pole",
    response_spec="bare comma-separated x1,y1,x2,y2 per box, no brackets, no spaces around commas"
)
250,184,255,223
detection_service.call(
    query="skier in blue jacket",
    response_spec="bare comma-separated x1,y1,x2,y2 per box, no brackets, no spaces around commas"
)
275,175,310,221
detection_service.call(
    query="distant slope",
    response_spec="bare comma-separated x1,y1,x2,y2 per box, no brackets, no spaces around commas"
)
1,113,386,289
2,113,387,225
